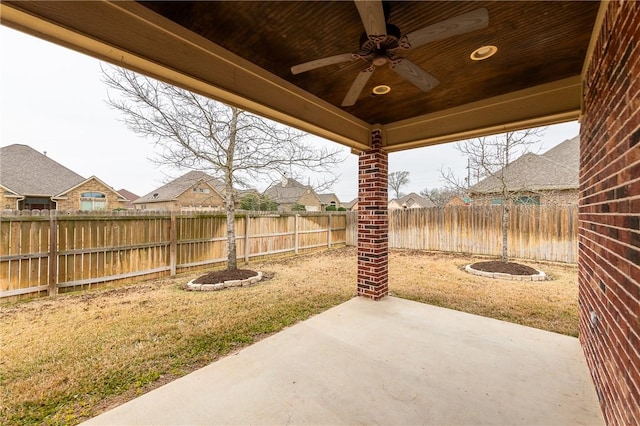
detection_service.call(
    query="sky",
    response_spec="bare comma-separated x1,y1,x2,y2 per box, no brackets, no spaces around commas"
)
0,26,580,203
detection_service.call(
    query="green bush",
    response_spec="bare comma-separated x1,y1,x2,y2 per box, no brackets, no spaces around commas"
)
291,203,306,211
240,194,278,211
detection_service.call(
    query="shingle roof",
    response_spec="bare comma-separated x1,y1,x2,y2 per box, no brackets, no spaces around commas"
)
0,144,85,196
117,188,139,202
263,177,320,204
390,192,435,208
318,193,340,204
469,136,579,194
344,198,358,209
117,188,140,208
134,171,224,203
541,135,580,171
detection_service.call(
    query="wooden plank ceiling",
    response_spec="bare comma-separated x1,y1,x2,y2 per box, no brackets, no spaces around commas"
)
1,1,601,152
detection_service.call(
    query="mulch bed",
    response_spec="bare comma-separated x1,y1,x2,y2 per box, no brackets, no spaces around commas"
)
470,261,539,276
192,268,258,284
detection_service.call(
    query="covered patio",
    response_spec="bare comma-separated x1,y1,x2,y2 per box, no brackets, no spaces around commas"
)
1,1,638,424
84,297,603,425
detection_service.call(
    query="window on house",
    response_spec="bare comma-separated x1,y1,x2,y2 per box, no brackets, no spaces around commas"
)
515,196,541,205
21,197,53,210
490,198,503,205
80,192,106,210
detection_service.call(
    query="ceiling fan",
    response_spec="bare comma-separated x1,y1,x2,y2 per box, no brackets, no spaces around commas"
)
290,1,489,107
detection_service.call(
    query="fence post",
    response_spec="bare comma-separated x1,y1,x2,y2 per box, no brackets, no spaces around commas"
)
294,214,299,255
327,214,332,248
170,212,177,276
244,212,250,264
48,212,58,297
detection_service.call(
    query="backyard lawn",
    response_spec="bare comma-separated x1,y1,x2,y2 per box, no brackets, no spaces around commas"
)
0,247,579,425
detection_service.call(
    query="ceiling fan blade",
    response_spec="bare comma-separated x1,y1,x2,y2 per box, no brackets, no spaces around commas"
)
391,59,439,92
341,67,374,106
406,8,489,49
354,0,387,40
291,53,355,75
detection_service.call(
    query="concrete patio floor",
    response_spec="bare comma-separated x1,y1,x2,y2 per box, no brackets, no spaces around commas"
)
84,296,604,425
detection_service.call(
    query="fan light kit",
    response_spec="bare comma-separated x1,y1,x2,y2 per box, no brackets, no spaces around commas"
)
372,85,391,95
290,2,489,107
470,45,498,61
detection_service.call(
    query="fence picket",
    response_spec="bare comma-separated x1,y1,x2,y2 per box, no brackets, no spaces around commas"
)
346,205,577,262
1,211,348,300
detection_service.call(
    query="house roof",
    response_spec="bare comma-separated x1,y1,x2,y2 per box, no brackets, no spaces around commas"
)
54,176,127,201
134,170,224,204
117,188,140,208
318,193,340,204
117,188,139,202
344,198,358,209
470,135,579,194
0,144,85,197
541,135,580,172
390,192,435,208
263,178,321,205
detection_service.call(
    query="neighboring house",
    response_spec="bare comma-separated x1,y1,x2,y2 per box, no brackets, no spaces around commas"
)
446,196,471,207
469,136,579,205
263,177,322,212
117,189,140,209
133,171,226,211
388,192,435,210
0,144,127,211
318,193,341,210
344,198,358,212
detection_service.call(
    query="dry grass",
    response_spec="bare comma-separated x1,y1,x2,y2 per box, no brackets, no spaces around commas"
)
388,249,579,337
0,247,578,425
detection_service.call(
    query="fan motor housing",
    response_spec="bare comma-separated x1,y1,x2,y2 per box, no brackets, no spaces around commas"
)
359,23,402,52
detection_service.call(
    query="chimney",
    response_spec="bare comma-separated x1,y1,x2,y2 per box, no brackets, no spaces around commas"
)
281,174,288,187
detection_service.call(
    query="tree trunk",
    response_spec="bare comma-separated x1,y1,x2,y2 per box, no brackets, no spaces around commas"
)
225,191,237,270
501,202,509,262
225,108,239,271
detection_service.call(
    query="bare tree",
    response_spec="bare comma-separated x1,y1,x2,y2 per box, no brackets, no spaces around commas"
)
440,128,545,261
102,65,345,270
388,171,410,199
420,187,464,207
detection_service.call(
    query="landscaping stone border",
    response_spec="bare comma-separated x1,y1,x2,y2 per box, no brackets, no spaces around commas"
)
186,271,263,291
465,264,546,281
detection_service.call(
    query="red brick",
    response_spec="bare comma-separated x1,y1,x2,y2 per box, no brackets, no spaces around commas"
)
357,130,389,300
579,2,640,423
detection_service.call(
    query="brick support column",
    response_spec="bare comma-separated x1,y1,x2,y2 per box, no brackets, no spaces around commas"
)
579,2,640,424
357,129,388,300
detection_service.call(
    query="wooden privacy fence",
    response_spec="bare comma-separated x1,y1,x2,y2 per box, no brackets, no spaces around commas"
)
0,211,347,300
346,205,578,263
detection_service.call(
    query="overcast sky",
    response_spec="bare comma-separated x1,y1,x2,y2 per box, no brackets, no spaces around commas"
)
1,26,580,202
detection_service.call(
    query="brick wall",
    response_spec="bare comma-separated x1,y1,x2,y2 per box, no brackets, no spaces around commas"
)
295,191,322,212
0,192,19,210
357,129,388,300
579,2,640,424
56,178,126,211
175,182,225,209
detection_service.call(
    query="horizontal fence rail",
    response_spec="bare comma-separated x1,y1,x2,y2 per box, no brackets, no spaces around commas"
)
2,206,577,300
0,211,347,300
346,205,578,263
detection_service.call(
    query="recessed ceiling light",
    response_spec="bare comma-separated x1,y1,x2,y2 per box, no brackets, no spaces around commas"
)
470,45,498,61
372,85,391,95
